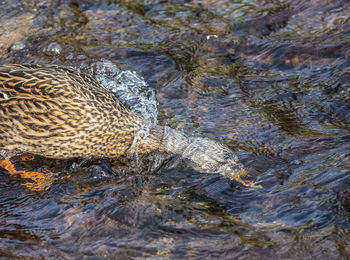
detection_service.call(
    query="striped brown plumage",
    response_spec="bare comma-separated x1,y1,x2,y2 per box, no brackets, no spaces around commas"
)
0,64,163,159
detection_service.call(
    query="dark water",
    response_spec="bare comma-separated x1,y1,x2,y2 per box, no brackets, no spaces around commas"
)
1,0,350,259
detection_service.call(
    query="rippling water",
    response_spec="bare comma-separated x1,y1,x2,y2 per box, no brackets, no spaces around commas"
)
1,0,350,259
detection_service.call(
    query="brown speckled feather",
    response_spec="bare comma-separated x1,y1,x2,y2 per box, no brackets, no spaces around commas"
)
0,64,158,159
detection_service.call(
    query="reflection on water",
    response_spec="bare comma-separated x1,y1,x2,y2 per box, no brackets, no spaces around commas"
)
1,0,350,258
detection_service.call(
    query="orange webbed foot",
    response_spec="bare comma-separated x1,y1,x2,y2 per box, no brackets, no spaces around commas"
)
0,155,58,191
229,169,262,188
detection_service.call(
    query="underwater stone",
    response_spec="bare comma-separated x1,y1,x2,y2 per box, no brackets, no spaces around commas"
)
43,42,62,56
11,41,25,51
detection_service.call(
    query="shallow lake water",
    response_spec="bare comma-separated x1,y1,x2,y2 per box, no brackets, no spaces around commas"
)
1,0,350,259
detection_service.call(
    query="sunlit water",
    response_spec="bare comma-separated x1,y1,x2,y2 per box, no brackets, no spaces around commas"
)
1,0,350,259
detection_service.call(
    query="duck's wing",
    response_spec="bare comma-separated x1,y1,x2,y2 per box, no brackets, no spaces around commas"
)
0,64,128,111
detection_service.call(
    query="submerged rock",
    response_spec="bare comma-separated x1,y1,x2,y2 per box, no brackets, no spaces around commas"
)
11,41,26,51
43,42,62,56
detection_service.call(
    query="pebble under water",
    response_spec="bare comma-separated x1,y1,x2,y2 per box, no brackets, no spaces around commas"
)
1,0,350,259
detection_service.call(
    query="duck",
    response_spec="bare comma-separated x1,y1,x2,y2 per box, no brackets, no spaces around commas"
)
0,63,260,188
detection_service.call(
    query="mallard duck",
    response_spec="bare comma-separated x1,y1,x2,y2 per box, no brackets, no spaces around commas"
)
0,64,260,188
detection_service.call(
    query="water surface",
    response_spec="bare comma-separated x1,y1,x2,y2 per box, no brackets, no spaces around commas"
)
1,0,350,259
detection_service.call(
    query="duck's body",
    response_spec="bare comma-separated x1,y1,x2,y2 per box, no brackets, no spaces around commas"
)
0,64,163,159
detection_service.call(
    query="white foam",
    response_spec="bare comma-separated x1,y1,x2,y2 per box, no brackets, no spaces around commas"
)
90,59,158,124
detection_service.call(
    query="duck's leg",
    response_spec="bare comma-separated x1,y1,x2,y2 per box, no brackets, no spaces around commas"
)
0,152,58,191
69,156,97,170
70,157,120,179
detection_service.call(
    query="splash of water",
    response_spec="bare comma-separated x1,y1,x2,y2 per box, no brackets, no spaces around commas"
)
90,59,158,124
90,60,259,187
